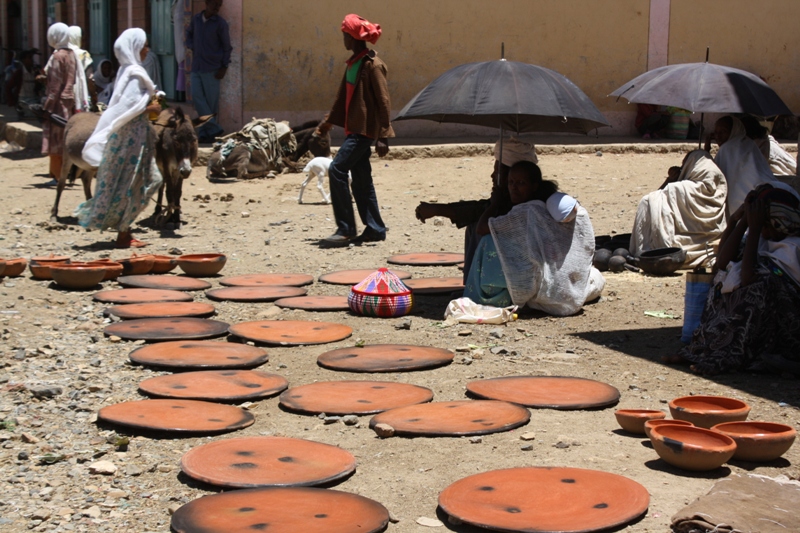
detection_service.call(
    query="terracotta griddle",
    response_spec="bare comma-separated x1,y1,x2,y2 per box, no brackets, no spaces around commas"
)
129,341,268,370
107,302,216,320
229,320,352,346
139,370,288,401
404,277,464,294
180,436,356,488
439,467,650,533
104,317,230,341
206,286,307,302
220,273,314,287
98,399,254,435
171,487,389,533
117,275,211,291
318,269,412,285
369,400,530,437
387,252,464,266
93,288,193,304
274,295,350,311
467,376,621,410
279,381,433,415
317,344,454,373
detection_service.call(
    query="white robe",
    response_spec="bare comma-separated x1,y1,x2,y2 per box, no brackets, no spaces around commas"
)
755,135,797,176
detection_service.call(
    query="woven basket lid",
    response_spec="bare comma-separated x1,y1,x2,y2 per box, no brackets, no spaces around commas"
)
351,268,411,296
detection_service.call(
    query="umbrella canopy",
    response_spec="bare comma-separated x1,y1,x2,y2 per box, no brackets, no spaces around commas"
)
395,60,610,134
610,62,792,117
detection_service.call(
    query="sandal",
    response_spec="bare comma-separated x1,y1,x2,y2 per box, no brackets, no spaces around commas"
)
115,237,148,249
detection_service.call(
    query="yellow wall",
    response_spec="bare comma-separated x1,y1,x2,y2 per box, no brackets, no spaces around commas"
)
242,0,650,136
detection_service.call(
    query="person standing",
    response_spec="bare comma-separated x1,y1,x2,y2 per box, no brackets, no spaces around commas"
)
67,26,92,112
185,0,231,143
317,13,394,247
40,23,77,181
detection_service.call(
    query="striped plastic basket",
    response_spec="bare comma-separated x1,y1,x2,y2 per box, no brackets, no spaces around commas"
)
348,268,413,318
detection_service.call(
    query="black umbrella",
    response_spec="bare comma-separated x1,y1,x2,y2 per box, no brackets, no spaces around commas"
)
609,61,792,117
394,59,610,135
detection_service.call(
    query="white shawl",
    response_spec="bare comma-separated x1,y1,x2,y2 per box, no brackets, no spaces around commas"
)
83,28,155,167
714,117,780,217
67,26,91,111
755,135,798,176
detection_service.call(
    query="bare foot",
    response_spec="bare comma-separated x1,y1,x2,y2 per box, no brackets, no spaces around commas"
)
662,353,690,365
115,237,148,249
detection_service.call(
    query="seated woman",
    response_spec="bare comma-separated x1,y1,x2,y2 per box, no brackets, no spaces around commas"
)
630,149,727,268
92,59,116,106
464,161,604,316
671,184,800,375
741,115,797,176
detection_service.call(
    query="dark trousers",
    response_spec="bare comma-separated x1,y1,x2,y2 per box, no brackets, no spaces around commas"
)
328,134,386,237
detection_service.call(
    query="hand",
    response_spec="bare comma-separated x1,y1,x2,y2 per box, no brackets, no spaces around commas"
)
745,197,766,230
415,202,440,223
667,166,681,182
215,67,228,80
144,103,162,115
375,138,389,157
315,122,333,136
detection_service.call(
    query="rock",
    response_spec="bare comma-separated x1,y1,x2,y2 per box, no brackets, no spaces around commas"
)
256,307,282,319
459,356,473,365
554,441,570,449
168,503,181,515
394,318,412,330
157,464,173,473
455,346,472,353
520,444,534,451
108,335,122,343
416,517,444,527
83,505,102,519
21,433,39,443
489,328,504,339
342,415,359,426
489,346,508,355
168,247,182,255
17,451,29,460
388,511,400,523
520,432,536,441
241,212,250,218
323,416,341,425
125,465,143,477
30,508,51,521
457,330,472,336
106,489,127,499
373,423,395,438
27,385,62,399
468,436,482,444
88,460,117,475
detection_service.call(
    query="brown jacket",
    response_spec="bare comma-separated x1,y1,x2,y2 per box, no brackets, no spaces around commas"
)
327,50,395,140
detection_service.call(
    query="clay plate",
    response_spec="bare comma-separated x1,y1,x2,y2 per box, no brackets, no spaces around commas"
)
467,376,620,410
107,302,216,320
387,252,464,266
439,467,650,533
404,277,464,294
98,399,254,435
220,273,314,287
180,436,356,488
171,486,389,533
93,288,193,304
139,370,288,401
206,286,307,302
117,275,211,291
317,344,454,373
104,317,230,341
319,269,412,285
129,341,268,370
279,381,433,415
274,295,350,311
229,320,353,346
369,400,530,437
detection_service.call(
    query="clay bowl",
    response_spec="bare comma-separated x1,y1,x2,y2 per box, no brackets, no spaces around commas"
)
669,395,751,428
644,419,694,440
50,264,107,290
650,425,737,471
2,258,28,277
178,254,227,277
85,260,124,281
150,255,179,274
29,256,71,280
712,421,797,462
614,409,666,435
0,258,6,276
117,255,155,276
632,247,687,276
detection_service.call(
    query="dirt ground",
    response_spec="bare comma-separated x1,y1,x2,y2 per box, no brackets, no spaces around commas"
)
0,146,798,533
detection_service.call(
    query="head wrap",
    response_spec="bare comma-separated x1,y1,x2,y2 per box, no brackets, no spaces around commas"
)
494,137,538,167
68,26,82,47
47,23,70,50
94,59,114,88
342,14,381,44
757,185,800,236
546,192,578,222
115,28,147,68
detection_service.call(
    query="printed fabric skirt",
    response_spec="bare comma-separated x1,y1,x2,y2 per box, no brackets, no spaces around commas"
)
75,114,163,232
679,270,800,375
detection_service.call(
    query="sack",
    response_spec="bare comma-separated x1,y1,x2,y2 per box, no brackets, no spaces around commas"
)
445,297,518,324
681,271,713,343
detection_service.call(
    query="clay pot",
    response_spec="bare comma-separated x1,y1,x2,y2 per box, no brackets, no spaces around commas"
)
0,258,6,276
643,419,694,440
614,409,666,435
150,255,179,274
29,256,71,280
117,254,155,275
86,260,124,281
50,264,107,290
669,395,751,428
178,254,227,277
712,421,797,462
630,247,687,276
1,258,28,277
650,425,737,471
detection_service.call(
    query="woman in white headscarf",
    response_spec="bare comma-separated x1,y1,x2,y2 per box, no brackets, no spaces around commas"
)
76,28,163,248
92,59,115,105
67,26,92,111
40,23,77,180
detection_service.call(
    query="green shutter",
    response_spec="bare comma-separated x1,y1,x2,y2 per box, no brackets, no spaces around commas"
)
88,0,110,59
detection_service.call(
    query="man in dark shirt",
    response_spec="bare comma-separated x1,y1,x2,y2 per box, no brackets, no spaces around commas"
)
317,14,394,247
186,0,232,143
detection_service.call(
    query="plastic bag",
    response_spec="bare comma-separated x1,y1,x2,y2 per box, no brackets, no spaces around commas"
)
444,297,518,324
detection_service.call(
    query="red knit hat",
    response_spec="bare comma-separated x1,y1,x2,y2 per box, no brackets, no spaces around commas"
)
341,14,381,44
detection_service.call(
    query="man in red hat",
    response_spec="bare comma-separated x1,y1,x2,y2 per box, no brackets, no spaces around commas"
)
317,14,394,247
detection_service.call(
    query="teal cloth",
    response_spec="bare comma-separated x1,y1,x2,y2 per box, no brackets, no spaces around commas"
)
464,234,513,307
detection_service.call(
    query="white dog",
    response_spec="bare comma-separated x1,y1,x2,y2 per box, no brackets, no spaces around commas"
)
299,157,350,204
